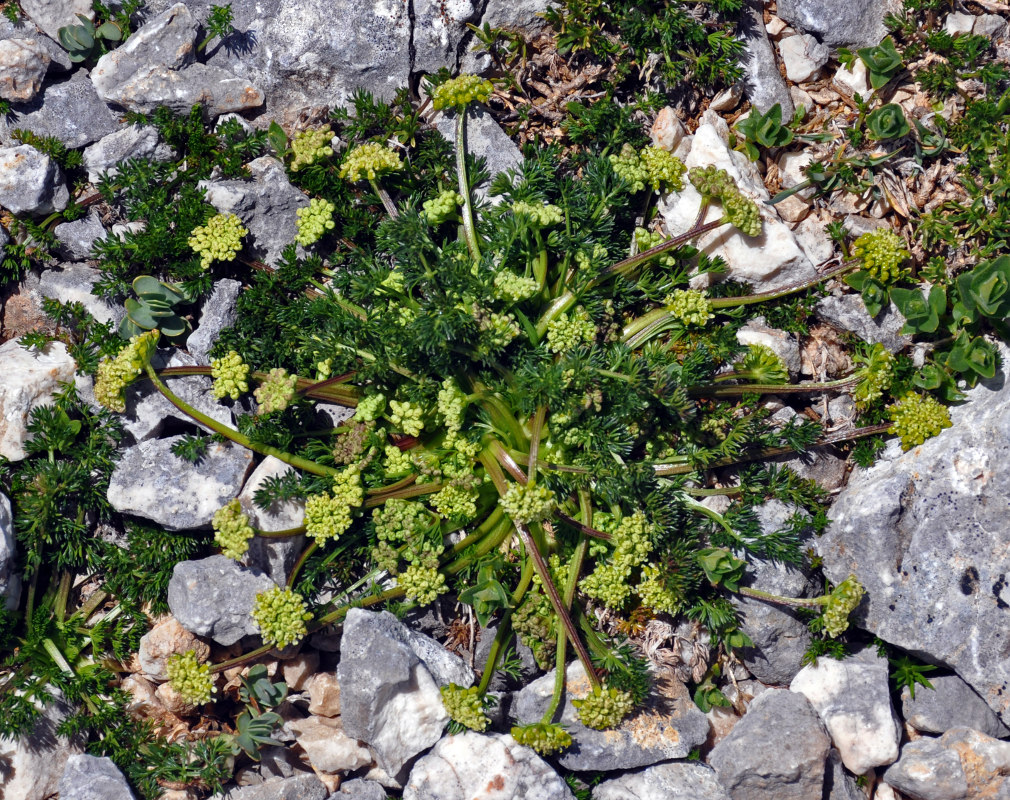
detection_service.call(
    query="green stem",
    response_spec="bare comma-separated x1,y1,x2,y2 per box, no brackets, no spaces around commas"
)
738,586,826,608
256,526,306,538
527,407,546,485
692,375,859,397
286,541,318,589
456,109,482,261
476,558,533,695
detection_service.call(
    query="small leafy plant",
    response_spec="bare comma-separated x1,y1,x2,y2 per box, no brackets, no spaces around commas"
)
57,12,124,63
734,103,797,161
866,104,910,141
856,36,904,90
119,275,193,341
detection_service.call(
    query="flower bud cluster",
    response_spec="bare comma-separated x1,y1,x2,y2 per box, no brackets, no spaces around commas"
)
188,213,247,270
295,198,336,246
821,574,865,637
609,143,649,193
254,368,298,414
573,684,635,730
512,200,564,228
635,563,682,614
666,289,713,328
251,586,312,648
852,343,896,406
431,74,493,110
546,306,596,354
493,270,539,303
510,722,572,755
634,227,674,267
689,166,761,237
580,511,654,609
500,482,556,525
353,392,386,422
399,563,449,605
431,482,479,521
475,306,520,351
166,649,215,705
640,145,686,192
372,499,447,605
383,443,413,476
887,391,952,450
94,330,160,412
213,498,254,560
423,189,464,225
440,684,491,731
339,141,404,183
290,125,334,172
389,399,424,437
437,378,466,432
211,350,249,400
852,228,910,284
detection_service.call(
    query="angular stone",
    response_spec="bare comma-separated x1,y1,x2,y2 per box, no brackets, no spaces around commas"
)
594,762,731,800
777,0,895,48
167,555,276,645
307,671,341,717
201,156,308,267
82,124,174,184
412,0,478,74
39,263,122,325
834,60,871,97
736,318,802,375
0,692,84,800
281,650,319,692
0,143,67,215
902,673,1010,738
510,661,710,771
790,648,900,774
107,436,253,530
52,212,109,261
240,457,306,587
0,492,19,610
102,62,264,117
709,689,830,800
815,294,911,353
825,748,866,800
403,732,574,800
210,773,328,800
435,105,523,196
59,754,136,800
335,779,388,800
288,715,372,773
0,38,50,101
738,1,793,117
138,616,210,682
20,0,92,40
881,737,968,800
187,278,243,363
779,33,828,83
0,339,76,461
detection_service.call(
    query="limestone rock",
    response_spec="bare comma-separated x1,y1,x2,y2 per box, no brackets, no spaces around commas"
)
39,264,121,325
902,673,1010,738
738,0,794,117
307,671,341,717
210,773,328,800
288,715,372,773
52,212,109,262
82,124,174,184
881,736,968,800
0,339,76,461
20,0,92,40
594,762,731,800
138,616,210,682
779,33,828,83
435,105,523,196
240,457,306,587
59,754,136,800
0,492,19,610
0,143,67,215
777,0,895,48
0,692,84,800
0,38,50,101
187,278,242,363
815,293,911,353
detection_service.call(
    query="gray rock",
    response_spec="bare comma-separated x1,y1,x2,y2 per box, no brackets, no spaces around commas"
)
105,61,265,117
824,749,864,800
0,38,50,101
903,673,1010,738
0,71,121,148
334,778,389,799
815,364,1010,726
188,278,243,363
168,555,276,645
974,14,1009,40
0,692,84,800
239,456,306,586
475,623,539,691
709,689,830,800
815,294,911,353
107,436,253,530
790,648,900,774
412,0,478,74
594,762,731,800
338,608,470,778
778,33,829,83
0,143,67,214
932,728,1010,797
201,156,308,267
0,17,71,71
403,732,574,800
738,1,793,117
0,492,20,610
881,736,967,800
510,661,710,771
58,754,136,800
435,105,523,193
213,774,329,800
776,0,895,48
82,124,174,184
0,339,77,461
19,0,92,41
734,500,817,685
39,263,121,324
52,211,108,261
736,318,802,376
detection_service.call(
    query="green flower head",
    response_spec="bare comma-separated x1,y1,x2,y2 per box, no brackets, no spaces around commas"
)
666,289,713,328
440,684,490,731
251,586,312,648
399,563,449,605
423,189,464,225
295,197,336,246
821,574,865,637
546,306,596,354
852,343,896,407
640,145,686,192
304,492,353,543
431,74,493,110
500,483,556,525
94,330,160,412
213,498,254,560
211,350,249,400
166,649,215,705
573,684,635,730
722,188,762,237
339,141,404,183
511,722,572,755
254,367,298,415
512,200,564,228
689,165,735,198
290,125,334,172
609,143,649,193
887,391,952,450
493,270,539,303
389,399,425,437
188,213,247,270
852,228,910,284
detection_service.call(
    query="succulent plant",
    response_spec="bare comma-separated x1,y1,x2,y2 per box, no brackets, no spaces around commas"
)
119,275,192,341
57,14,123,64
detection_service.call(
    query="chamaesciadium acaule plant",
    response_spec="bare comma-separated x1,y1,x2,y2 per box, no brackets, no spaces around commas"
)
78,72,887,753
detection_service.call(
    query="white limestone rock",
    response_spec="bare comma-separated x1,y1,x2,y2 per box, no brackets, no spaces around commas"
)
779,33,828,83
0,339,76,461
0,38,50,101
288,716,372,774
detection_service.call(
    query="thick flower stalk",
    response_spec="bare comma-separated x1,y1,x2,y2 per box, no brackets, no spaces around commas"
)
887,392,952,450
251,587,312,648
211,350,249,400
166,649,215,705
188,213,247,269
213,498,254,560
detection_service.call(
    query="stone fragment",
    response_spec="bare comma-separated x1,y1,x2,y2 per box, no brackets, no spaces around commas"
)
188,278,242,363
0,339,76,461
790,648,900,774
59,754,136,800
435,105,522,196
815,293,911,353
0,143,67,214
282,650,319,692
902,673,1010,738
825,748,865,800
39,263,121,325
0,72,121,148
82,124,174,184
510,661,709,771
167,555,276,646
709,689,830,800
974,14,1009,39
0,38,50,101
881,736,968,800
240,457,306,587
107,436,253,530
937,727,1010,797
210,773,328,800
412,0,478,74
138,616,210,681
403,732,574,800
288,715,372,773
336,779,388,800
779,33,828,83
19,0,92,40
738,0,794,116
594,761,731,800
0,492,19,610
944,12,975,36
307,671,341,717
834,60,872,96
776,0,894,48
651,106,685,152
105,62,264,116
0,692,84,800
52,212,108,261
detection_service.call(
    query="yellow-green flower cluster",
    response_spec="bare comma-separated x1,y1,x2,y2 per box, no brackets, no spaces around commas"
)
493,270,539,302
383,443,413,476
853,343,896,406
322,464,365,536
166,649,214,705
213,498,254,560
500,483,556,525
188,213,247,270
339,141,404,183
640,146,686,192
636,563,682,615
389,399,424,437
689,165,735,197
431,74,493,110
354,392,386,422
574,243,608,270
295,198,336,246
511,722,572,755
634,227,674,267
290,125,334,172
441,684,490,731
254,368,298,414
423,189,463,225
609,143,650,193
431,482,479,521
252,586,312,648
580,511,654,609
666,289,713,327
821,574,865,637
211,350,249,400
546,306,596,354
476,306,520,350
94,330,160,412
399,563,449,605
688,166,762,237
852,229,910,284
573,684,635,730
305,492,352,542
512,200,564,227
437,378,466,432
887,392,952,450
